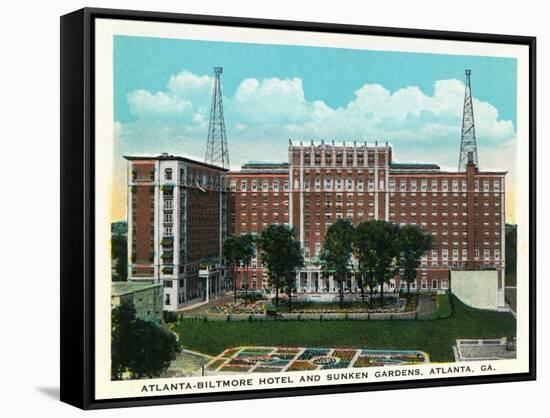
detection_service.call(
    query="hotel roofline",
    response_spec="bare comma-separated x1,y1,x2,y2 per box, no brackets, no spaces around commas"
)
123,154,229,172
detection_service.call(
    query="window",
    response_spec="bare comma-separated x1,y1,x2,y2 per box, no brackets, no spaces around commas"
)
284,180,289,190
164,280,173,288
273,180,279,191
164,226,172,236
431,180,438,192
165,294,171,305
252,181,258,191
164,199,173,209
484,180,490,192
230,181,236,191
164,212,172,223
241,180,247,191
400,180,406,192
389,180,396,191
432,280,438,289
165,168,172,180
442,180,448,192
411,180,417,192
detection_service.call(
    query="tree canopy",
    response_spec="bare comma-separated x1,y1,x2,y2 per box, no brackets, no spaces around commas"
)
354,220,401,305
258,224,304,309
223,233,257,301
319,219,356,306
398,224,433,293
111,234,128,281
111,301,179,380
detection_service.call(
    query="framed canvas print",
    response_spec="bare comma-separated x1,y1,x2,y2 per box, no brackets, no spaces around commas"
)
60,7,536,409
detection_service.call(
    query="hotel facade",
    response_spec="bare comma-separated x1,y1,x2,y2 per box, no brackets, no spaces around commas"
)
228,141,506,296
126,141,506,310
125,154,229,311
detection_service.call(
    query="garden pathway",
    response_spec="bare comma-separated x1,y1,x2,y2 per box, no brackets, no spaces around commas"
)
178,293,234,316
416,294,437,319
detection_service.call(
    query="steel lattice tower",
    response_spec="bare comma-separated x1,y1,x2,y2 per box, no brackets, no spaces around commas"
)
458,69,479,171
205,67,230,169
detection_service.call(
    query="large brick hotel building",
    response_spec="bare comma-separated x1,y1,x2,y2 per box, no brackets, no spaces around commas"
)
125,154,229,310
126,142,506,311
228,141,506,296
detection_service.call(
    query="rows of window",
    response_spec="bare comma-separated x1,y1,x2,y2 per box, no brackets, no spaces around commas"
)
297,149,388,168
230,178,290,192
389,178,502,192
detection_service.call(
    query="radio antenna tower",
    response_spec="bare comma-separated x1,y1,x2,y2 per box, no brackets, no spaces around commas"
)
458,69,479,171
205,67,229,169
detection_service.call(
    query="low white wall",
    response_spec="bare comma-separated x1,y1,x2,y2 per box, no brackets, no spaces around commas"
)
451,270,504,310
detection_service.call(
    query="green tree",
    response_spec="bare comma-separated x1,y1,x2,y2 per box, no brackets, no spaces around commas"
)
354,220,400,306
223,234,239,302
223,234,256,302
111,301,179,380
111,234,128,281
239,233,256,300
320,219,355,307
354,221,378,305
398,224,433,294
505,224,517,285
258,224,304,311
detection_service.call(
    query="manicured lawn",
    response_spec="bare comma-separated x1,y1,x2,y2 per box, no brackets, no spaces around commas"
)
173,295,515,362
436,293,452,319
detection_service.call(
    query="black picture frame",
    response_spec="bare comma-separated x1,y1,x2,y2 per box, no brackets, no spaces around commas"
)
60,7,536,410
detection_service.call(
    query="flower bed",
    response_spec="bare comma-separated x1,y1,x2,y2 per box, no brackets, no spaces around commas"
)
278,299,408,314
322,361,350,369
210,301,267,314
332,350,356,360
220,364,252,373
208,346,429,373
287,361,318,371
206,359,227,370
238,347,274,355
353,357,375,367
298,348,330,360
220,348,241,358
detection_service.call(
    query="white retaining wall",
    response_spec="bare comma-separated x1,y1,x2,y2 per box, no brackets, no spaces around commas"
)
450,270,505,310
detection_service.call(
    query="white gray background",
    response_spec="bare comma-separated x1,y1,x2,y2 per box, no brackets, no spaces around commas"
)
0,0,546,416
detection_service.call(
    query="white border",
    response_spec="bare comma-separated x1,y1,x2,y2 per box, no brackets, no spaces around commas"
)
94,17,531,401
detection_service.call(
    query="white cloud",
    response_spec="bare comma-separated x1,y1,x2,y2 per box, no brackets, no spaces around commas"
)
127,90,192,117
119,69,516,168
127,70,213,120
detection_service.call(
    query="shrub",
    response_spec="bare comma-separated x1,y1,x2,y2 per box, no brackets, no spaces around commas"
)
437,292,452,319
163,311,172,323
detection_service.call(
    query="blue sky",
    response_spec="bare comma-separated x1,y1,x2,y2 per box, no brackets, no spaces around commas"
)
111,35,518,221
115,36,516,124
